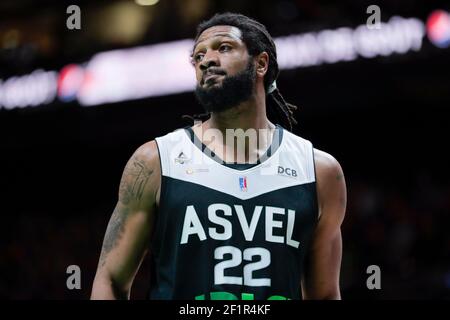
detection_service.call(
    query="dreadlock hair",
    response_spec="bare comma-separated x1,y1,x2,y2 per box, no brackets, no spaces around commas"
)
187,12,298,131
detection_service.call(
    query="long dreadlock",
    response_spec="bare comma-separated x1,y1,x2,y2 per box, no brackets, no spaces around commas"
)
186,12,298,131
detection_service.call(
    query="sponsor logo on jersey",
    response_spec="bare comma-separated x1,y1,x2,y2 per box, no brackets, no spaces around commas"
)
175,152,190,164
277,166,297,177
185,167,209,175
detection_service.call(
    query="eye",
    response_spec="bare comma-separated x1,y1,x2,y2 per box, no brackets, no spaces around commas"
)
194,52,205,63
219,44,232,52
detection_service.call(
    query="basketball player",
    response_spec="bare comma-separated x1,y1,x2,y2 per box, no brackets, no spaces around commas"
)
91,13,347,300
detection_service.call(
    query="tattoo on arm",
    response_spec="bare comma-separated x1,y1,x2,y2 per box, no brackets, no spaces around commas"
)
99,204,129,267
120,160,153,205
99,158,153,267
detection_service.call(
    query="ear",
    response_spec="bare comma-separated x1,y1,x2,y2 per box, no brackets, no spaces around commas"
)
255,52,269,78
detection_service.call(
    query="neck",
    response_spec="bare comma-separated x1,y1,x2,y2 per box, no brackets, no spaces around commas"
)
203,88,274,134
194,87,277,164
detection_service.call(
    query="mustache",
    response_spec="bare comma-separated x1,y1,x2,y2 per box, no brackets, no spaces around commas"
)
201,68,227,84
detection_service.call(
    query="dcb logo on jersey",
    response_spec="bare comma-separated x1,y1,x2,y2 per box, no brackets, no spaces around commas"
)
278,166,297,177
239,176,248,192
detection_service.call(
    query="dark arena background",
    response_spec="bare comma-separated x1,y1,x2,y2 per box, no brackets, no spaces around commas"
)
1,0,449,300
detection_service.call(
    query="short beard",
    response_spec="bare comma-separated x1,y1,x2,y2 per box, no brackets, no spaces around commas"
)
194,59,256,114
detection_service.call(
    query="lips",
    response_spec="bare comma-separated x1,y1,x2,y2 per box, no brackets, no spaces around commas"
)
204,73,222,83
202,70,225,85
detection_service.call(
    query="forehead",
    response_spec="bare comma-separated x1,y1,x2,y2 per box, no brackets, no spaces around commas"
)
195,25,243,47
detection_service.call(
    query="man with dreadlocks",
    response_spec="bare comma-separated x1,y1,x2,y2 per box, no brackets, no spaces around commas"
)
91,13,347,300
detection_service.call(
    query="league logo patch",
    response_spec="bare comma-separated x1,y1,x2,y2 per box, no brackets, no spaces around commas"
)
239,176,248,192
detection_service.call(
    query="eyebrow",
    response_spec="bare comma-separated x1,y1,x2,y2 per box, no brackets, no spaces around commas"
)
193,34,241,52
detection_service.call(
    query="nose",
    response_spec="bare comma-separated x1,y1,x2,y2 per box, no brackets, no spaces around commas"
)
199,50,220,71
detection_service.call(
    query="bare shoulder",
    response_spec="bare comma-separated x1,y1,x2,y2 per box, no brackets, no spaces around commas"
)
313,148,344,181
124,140,161,184
131,140,160,167
313,148,346,221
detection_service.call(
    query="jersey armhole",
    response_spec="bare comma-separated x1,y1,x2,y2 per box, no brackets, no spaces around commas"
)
310,144,320,220
152,138,169,259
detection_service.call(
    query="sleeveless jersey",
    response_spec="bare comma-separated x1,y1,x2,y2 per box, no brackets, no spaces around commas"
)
149,125,318,300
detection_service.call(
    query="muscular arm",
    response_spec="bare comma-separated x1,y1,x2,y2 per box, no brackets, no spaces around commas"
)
91,141,160,299
301,149,347,300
